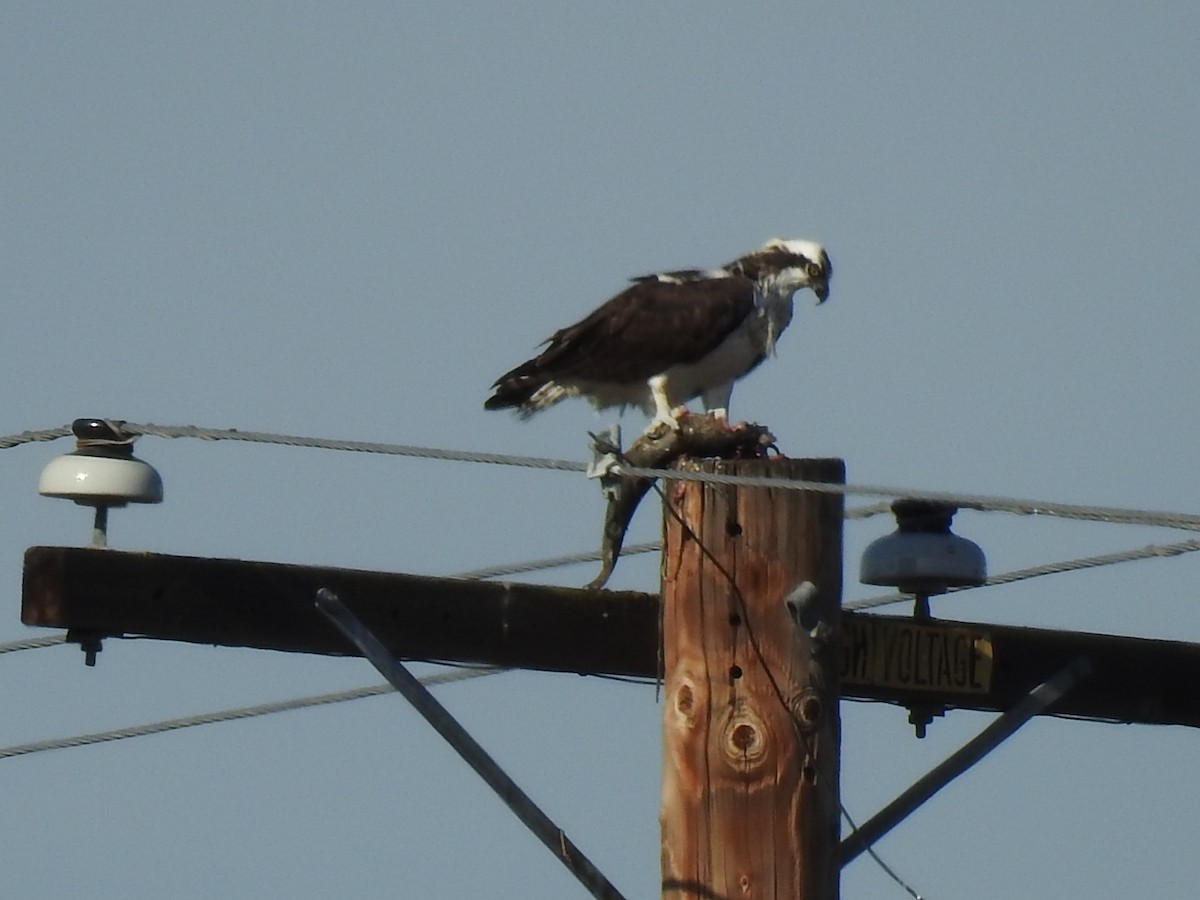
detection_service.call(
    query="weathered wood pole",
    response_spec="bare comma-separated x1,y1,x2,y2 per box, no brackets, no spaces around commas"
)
660,457,844,900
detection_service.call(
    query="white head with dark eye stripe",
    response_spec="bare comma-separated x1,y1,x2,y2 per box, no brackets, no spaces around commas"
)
729,238,832,303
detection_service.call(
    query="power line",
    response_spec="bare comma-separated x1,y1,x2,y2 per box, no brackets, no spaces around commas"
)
123,423,588,472
0,666,499,762
0,635,64,654
0,426,71,449
613,463,1200,532
6,421,1200,532
454,541,660,581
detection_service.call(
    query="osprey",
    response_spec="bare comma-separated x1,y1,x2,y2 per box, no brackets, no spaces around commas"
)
485,238,831,430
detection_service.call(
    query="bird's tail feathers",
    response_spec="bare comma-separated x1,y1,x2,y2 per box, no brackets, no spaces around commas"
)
485,377,572,417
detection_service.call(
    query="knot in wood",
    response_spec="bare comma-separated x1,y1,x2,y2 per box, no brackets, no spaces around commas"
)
732,723,756,752
721,705,769,772
669,675,704,729
790,687,822,733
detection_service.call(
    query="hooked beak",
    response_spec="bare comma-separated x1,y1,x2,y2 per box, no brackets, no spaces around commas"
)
813,280,829,304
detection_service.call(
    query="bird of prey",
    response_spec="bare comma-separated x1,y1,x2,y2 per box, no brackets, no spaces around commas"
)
485,238,831,431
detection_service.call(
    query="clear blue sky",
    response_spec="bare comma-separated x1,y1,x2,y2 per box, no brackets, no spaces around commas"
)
2,3,1198,898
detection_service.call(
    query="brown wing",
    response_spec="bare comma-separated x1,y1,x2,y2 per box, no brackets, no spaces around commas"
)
486,277,755,409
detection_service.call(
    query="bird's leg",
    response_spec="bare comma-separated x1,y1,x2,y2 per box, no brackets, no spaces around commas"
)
700,383,734,428
647,375,681,432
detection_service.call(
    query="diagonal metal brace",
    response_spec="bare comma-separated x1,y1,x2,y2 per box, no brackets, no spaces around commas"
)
314,588,629,900
841,655,1093,867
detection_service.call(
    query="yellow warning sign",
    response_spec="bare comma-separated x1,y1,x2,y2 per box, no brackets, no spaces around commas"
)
841,618,993,694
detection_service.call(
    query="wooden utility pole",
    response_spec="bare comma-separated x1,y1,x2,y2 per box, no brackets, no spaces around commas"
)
659,458,845,900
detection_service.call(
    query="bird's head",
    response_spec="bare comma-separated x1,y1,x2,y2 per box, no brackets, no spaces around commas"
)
732,238,832,304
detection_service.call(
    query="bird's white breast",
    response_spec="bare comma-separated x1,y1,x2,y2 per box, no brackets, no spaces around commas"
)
658,289,794,407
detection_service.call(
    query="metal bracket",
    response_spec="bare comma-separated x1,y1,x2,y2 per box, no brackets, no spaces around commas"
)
314,588,629,900
586,424,623,484
65,628,104,667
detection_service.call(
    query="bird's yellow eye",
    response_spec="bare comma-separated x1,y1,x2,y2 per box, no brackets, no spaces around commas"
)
806,262,822,279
